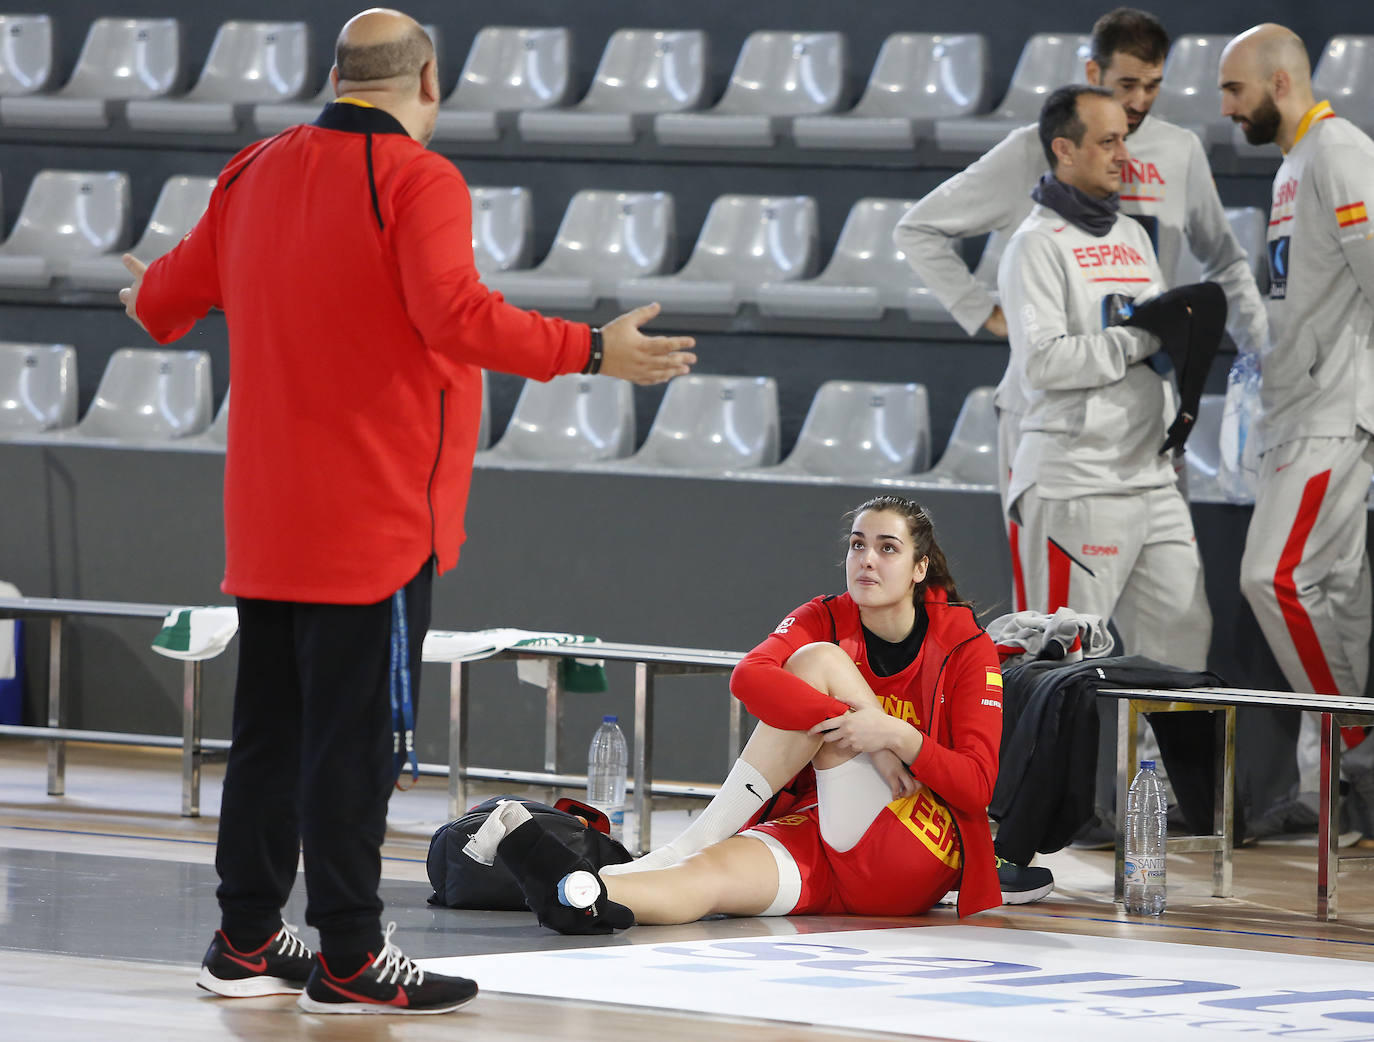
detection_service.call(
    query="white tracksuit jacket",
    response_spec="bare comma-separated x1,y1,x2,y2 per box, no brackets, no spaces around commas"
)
1258,103,1374,454
998,204,1171,505
894,116,1269,418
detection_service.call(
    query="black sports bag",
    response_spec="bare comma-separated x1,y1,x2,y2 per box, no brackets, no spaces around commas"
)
427,795,635,910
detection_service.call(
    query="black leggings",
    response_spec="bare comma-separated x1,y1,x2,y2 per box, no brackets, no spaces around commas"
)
214,561,432,959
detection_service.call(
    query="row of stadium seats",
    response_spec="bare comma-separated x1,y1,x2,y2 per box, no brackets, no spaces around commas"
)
2,16,1369,148
0,168,1270,315
0,342,1005,484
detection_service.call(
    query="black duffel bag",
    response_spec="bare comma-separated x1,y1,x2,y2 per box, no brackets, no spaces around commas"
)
427,795,635,910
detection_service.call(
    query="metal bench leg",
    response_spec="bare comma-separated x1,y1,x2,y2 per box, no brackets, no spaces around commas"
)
543,657,563,774
46,617,65,797
1213,707,1234,897
632,662,655,856
181,660,202,817
1318,712,1340,921
728,696,744,770
448,662,470,821
1114,700,1140,902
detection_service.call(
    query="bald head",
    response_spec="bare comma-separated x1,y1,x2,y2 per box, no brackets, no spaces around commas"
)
1223,23,1311,88
1219,23,1317,152
335,8,433,85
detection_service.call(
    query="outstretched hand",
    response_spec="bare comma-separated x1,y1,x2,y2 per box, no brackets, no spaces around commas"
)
118,254,148,332
598,302,696,386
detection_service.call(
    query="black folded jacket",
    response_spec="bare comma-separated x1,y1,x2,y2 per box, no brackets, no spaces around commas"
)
1123,282,1228,453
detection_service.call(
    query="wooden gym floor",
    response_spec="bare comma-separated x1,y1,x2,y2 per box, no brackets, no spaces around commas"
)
1,739,1371,1042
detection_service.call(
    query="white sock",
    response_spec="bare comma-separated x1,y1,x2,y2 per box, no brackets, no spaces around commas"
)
462,799,532,866
601,760,774,875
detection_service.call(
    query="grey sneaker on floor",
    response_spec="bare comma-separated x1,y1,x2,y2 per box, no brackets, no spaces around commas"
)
996,857,1055,904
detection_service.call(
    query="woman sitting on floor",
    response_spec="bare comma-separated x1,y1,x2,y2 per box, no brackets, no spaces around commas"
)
489,494,1004,931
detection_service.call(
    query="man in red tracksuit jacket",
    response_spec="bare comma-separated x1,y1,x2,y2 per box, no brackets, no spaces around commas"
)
118,8,694,1015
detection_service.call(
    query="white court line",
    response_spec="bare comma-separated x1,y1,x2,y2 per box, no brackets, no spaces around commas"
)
419,925,1374,1041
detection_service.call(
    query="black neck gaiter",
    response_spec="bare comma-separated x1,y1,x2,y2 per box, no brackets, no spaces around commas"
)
1030,172,1120,237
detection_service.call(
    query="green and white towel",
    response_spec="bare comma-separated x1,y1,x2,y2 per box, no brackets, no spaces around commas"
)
422,628,607,693
152,606,240,661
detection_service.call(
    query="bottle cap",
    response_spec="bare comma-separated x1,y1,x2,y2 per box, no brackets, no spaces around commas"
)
603,715,617,723
1139,759,1155,770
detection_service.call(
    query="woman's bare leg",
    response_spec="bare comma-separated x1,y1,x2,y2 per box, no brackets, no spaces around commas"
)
603,836,781,924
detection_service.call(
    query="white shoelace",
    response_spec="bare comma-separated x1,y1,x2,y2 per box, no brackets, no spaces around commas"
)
271,922,313,960
368,922,424,987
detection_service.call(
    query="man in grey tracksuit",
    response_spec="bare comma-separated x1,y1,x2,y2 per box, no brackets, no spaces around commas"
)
1222,25,1374,822
998,85,1212,672
896,9,1268,615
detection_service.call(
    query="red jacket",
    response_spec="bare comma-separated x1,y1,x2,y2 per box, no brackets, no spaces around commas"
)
730,588,1003,917
135,100,590,603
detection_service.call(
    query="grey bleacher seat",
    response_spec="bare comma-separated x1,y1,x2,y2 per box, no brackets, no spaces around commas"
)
1312,35,1374,135
65,175,215,290
618,194,817,315
0,342,76,435
485,190,675,310
793,33,988,151
1171,206,1268,292
470,186,534,276
432,27,571,143
741,381,931,480
0,14,52,96
518,29,707,145
253,23,440,136
908,386,999,486
0,170,131,289
203,387,229,446
654,31,846,147
73,348,213,442
1151,34,1233,146
1184,393,1226,503
0,18,181,129
593,375,779,473
126,21,309,134
935,33,1089,153
757,197,934,320
476,373,634,467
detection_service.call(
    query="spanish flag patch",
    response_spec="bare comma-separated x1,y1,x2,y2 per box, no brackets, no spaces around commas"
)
1336,201,1368,228
986,669,1003,693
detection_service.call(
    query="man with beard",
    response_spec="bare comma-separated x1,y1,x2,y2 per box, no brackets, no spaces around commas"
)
1222,25,1374,838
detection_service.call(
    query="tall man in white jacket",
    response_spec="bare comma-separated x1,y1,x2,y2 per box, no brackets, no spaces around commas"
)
896,8,1268,610
999,84,1212,672
1223,27,1374,796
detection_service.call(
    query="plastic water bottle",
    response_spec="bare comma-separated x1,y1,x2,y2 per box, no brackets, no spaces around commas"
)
587,715,628,842
1124,759,1167,916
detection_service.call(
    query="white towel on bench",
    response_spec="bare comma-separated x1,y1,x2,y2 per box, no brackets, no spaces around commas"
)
151,606,240,661
0,581,18,680
423,628,606,693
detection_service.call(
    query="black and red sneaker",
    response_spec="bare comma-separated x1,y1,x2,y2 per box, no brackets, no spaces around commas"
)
296,924,478,1015
197,924,314,997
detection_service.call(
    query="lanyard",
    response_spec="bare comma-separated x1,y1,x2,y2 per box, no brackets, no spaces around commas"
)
390,588,419,787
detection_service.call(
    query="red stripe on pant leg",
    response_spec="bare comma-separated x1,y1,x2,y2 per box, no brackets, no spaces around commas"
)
1272,469,1342,695
1009,521,1026,613
1047,540,1071,613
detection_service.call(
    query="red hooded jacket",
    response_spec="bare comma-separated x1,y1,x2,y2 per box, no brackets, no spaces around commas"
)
730,588,1003,918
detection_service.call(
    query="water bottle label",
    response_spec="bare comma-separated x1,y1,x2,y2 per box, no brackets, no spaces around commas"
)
1125,855,1165,886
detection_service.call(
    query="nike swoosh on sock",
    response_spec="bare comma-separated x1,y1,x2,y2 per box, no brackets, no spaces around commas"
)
744,782,765,802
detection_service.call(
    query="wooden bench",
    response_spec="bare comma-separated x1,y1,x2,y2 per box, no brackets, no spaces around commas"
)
0,596,226,817
1102,687,1374,920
